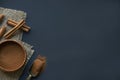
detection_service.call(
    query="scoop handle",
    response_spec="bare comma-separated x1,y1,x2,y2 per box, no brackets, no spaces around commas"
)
26,74,32,80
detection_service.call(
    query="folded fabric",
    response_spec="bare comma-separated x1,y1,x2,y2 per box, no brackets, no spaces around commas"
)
0,7,34,80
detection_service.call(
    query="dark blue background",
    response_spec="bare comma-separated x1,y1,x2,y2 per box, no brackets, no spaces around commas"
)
1,0,120,80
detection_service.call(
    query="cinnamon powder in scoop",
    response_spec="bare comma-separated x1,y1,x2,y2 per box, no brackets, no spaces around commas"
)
30,55,46,76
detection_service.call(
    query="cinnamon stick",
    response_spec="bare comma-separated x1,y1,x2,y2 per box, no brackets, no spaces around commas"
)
0,14,4,22
7,19,30,32
0,26,6,38
4,19,25,39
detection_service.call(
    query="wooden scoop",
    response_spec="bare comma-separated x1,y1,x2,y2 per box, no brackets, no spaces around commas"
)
26,55,46,80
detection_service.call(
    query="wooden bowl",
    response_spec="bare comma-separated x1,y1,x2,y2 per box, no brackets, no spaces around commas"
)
0,40,26,72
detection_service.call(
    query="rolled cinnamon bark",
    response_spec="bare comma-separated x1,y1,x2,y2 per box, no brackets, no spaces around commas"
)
4,19,25,39
7,19,30,32
0,14,4,22
0,26,6,38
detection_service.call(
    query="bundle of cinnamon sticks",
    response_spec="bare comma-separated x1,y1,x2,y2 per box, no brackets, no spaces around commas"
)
0,14,31,39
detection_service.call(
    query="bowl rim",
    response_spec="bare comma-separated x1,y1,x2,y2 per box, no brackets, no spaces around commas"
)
0,39,27,72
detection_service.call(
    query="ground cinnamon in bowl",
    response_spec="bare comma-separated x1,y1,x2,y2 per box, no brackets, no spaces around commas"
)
0,40,26,72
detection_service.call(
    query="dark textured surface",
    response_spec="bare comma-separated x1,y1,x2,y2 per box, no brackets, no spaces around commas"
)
1,0,120,80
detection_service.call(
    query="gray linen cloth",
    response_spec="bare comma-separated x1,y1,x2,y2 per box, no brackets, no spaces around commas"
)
0,7,34,80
